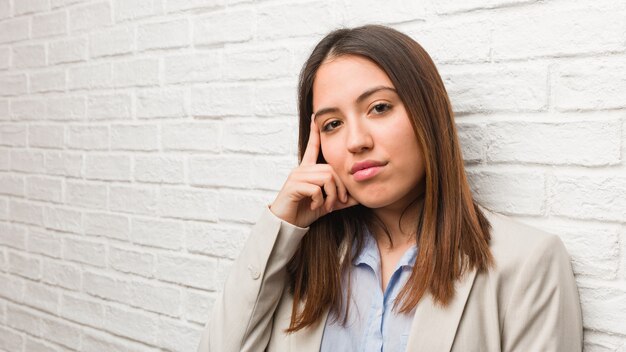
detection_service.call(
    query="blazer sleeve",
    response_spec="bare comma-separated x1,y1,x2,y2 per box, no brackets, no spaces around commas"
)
197,206,309,352
501,234,583,352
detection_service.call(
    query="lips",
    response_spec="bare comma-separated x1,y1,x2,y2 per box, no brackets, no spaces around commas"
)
350,160,387,181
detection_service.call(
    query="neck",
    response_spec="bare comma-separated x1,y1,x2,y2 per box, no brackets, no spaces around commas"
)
370,190,425,250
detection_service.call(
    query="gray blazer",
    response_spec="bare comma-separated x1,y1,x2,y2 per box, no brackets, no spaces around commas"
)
197,205,583,352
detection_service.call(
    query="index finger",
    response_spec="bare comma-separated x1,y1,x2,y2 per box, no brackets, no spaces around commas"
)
301,114,320,165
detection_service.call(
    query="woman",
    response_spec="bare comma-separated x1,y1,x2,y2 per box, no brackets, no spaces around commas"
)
197,25,583,352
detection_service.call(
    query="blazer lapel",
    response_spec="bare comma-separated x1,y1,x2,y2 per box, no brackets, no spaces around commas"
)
406,267,478,351
290,302,330,352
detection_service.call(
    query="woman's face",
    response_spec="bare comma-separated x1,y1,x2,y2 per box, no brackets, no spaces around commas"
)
312,54,426,211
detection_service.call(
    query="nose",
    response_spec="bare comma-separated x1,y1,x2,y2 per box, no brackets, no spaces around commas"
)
346,118,373,154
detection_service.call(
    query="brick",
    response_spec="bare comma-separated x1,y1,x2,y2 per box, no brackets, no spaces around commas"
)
131,216,183,250
130,280,182,316
555,57,626,111
0,197,6,219
0,18,29,44
466,169,545,215
47,96,86,120
10,99,46,121
191,85,254,117
166,0,223,12
189,156,249,188
0,0,9,18
163,52,221,84
32,10,67,39
42,260,81,290
0,173,24,196
157,318,202,352
109,246,154,277
134,155,184,184
484,117,621,166
136,88,186,119
218,192,270,223
89,26,134,58
138,19,189,50
67,125,109,150
83,271,130,302
85,154,131,181
0,124,26,147
10,199,45,226
0,149,7,170
14,0,49,15
43,206,82,233
402,18,491,64
456,122,486,162
111,124,158,151
29,125,65,149
24,281,59,314
0,73,27,96
161,122,221,152
31,69,66,93
223,120,293,155
63,237,106,267
549,173,626,222
28,229,62,258
44,151,83,177
49,37,88,65
12,44,46,69
341,1,427,25
0,325,24,351
87,93,133,120
109,185,158,215
112,59,159,87
434,0,532,13
0,274,25,302
257,2,335,40
158,187,218,221
253,83,297,117
186,222,247,259
10,150,45,173
60,294,103,327
224,46,291,81
26,176,63,203
84,211,129,240
155,253,216,290
0,47,8,70
0,222,27,250
82,331,157,352
7,304,42,335
249,158,294,191
66,181,107,210
9,251,42,280
194,9,254,46
579,285,626,336
0,99,8,118
40,316,80,350
114,0,162,21
68,63,113,90
69,2,112,32
442,64,548,113
25,337,63,352
492,4,626,61
183,289,214,324
102,305,159,344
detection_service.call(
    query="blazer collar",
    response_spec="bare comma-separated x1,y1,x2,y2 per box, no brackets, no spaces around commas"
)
291,266,478,352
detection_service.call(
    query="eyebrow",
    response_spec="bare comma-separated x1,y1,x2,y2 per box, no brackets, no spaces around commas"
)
313,85,397,120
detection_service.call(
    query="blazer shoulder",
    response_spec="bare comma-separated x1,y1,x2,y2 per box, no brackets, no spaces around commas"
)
479,207,570,270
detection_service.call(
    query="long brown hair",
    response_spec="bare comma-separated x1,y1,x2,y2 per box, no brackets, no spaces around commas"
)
286,24,494,332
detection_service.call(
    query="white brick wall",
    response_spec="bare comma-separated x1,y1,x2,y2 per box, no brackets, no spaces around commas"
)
0,0,624,350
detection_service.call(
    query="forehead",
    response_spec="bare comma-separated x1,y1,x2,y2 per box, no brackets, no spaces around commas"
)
312,55,395,109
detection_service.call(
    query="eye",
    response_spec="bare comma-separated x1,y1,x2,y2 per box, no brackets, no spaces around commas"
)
371,103,391,115
322,119,342,132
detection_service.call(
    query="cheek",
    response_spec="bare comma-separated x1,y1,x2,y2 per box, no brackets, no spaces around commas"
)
320,139,342,167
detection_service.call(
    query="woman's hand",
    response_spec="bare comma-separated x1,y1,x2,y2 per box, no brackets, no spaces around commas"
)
269,116,359,228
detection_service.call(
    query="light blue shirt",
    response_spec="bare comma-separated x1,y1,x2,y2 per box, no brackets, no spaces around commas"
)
320,227,418,352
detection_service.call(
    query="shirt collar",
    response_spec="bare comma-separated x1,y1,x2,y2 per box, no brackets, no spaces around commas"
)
353,226,418,270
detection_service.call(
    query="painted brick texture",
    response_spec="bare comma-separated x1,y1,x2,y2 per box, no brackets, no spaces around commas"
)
0,0,625,351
